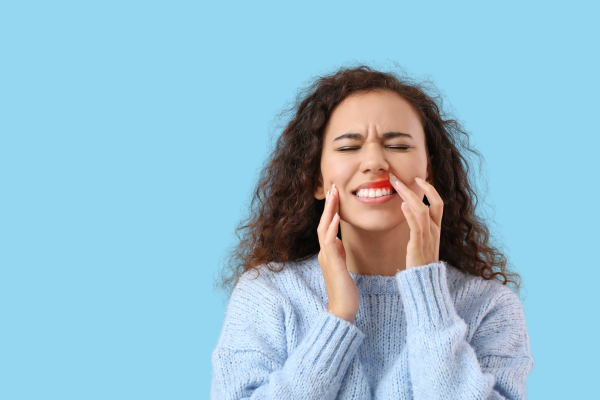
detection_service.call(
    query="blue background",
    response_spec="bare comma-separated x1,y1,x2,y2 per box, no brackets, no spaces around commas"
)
1,0,598,398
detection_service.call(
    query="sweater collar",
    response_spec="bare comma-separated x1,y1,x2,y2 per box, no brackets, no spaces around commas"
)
302,254,401,295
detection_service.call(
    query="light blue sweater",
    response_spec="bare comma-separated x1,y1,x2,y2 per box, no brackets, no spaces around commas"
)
211,254,534,399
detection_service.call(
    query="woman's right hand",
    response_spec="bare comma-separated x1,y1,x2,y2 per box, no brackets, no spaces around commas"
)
317,183,360,324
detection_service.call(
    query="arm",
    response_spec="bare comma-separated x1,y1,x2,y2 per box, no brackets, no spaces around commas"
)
396,262,534,400
211,275,366,400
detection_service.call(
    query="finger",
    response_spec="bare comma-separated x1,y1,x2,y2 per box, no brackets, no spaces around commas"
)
322,183,340,240
389,173,427,212
332,183,340,217
401,201,423,243
325,212,343,262
390,173,430,232
414,177,444,229
317,185,336,244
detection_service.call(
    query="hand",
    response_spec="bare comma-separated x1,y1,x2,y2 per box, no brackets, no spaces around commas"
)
389,172,444,270
317,182,360,324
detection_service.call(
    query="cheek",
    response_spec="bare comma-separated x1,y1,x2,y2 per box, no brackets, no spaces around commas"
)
324,163,355,191
396,163,424,180
328,162,353,180
395,160,428,188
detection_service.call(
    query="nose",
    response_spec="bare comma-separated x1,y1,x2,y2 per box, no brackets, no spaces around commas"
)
360,142,389,174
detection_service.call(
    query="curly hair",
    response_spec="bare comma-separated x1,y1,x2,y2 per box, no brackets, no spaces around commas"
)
214,64,523,303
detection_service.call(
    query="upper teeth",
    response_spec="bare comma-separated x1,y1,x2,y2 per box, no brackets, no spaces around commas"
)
356,188,393,198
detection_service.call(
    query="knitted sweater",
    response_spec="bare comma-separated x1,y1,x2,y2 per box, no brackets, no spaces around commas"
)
211,254,534,399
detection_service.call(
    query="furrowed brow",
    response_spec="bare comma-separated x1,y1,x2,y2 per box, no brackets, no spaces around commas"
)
333,132,413,141
333,133,363,141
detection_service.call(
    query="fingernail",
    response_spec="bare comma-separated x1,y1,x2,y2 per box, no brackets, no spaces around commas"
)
332,183,336,192
415,177,424,184
326,190,330,202
396,180,406,189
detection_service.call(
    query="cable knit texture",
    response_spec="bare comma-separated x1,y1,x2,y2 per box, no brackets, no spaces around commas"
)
211,255,534,399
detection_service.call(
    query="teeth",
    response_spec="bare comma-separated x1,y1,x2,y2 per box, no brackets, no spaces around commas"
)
356,188,394,198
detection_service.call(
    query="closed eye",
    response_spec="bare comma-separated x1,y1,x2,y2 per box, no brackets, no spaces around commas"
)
337,146,411,152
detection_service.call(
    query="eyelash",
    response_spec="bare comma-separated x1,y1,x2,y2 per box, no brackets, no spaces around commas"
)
337,146,411,152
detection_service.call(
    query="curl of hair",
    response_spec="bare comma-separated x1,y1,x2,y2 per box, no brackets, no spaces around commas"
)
214,63,523,304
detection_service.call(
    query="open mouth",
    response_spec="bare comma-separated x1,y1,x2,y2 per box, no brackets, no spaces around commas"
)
352,187,397,198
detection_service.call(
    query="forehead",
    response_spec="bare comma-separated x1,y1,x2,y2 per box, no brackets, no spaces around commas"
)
324,90,424,139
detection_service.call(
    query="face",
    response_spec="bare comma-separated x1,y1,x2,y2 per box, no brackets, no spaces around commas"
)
315,90,433,231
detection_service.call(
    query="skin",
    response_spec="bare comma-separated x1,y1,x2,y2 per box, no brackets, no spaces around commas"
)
313,90,444,323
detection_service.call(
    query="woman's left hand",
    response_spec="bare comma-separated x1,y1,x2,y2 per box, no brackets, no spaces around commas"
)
389,172,444,270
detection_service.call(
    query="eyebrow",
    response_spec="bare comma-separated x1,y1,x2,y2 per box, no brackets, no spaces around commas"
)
333,132,413,142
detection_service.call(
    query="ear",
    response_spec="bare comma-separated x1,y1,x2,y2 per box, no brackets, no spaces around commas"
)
314,176,326,200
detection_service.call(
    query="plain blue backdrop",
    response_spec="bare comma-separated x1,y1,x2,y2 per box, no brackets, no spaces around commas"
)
1,0,598,398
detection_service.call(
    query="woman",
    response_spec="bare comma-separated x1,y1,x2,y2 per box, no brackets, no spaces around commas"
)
211,65,534,399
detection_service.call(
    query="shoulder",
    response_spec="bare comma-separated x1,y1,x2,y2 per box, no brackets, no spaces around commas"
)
444,262,521,303
216,257,321,357
441,264,534,368
443,262,525,326
216,261,302,356
235,256,317,298
448,265,531,358
228,256,321,322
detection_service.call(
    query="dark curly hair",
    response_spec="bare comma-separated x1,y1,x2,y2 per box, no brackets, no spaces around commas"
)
214,64,523,304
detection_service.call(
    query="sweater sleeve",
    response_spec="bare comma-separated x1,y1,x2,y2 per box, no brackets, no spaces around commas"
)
396,262,534,400
211,273,366,400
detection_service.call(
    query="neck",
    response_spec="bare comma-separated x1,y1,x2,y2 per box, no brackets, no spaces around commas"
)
339,219,410,276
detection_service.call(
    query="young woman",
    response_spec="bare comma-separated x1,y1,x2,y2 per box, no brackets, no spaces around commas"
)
211,66,534,399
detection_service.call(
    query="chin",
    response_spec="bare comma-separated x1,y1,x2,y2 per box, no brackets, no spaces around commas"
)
344,215,404,233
